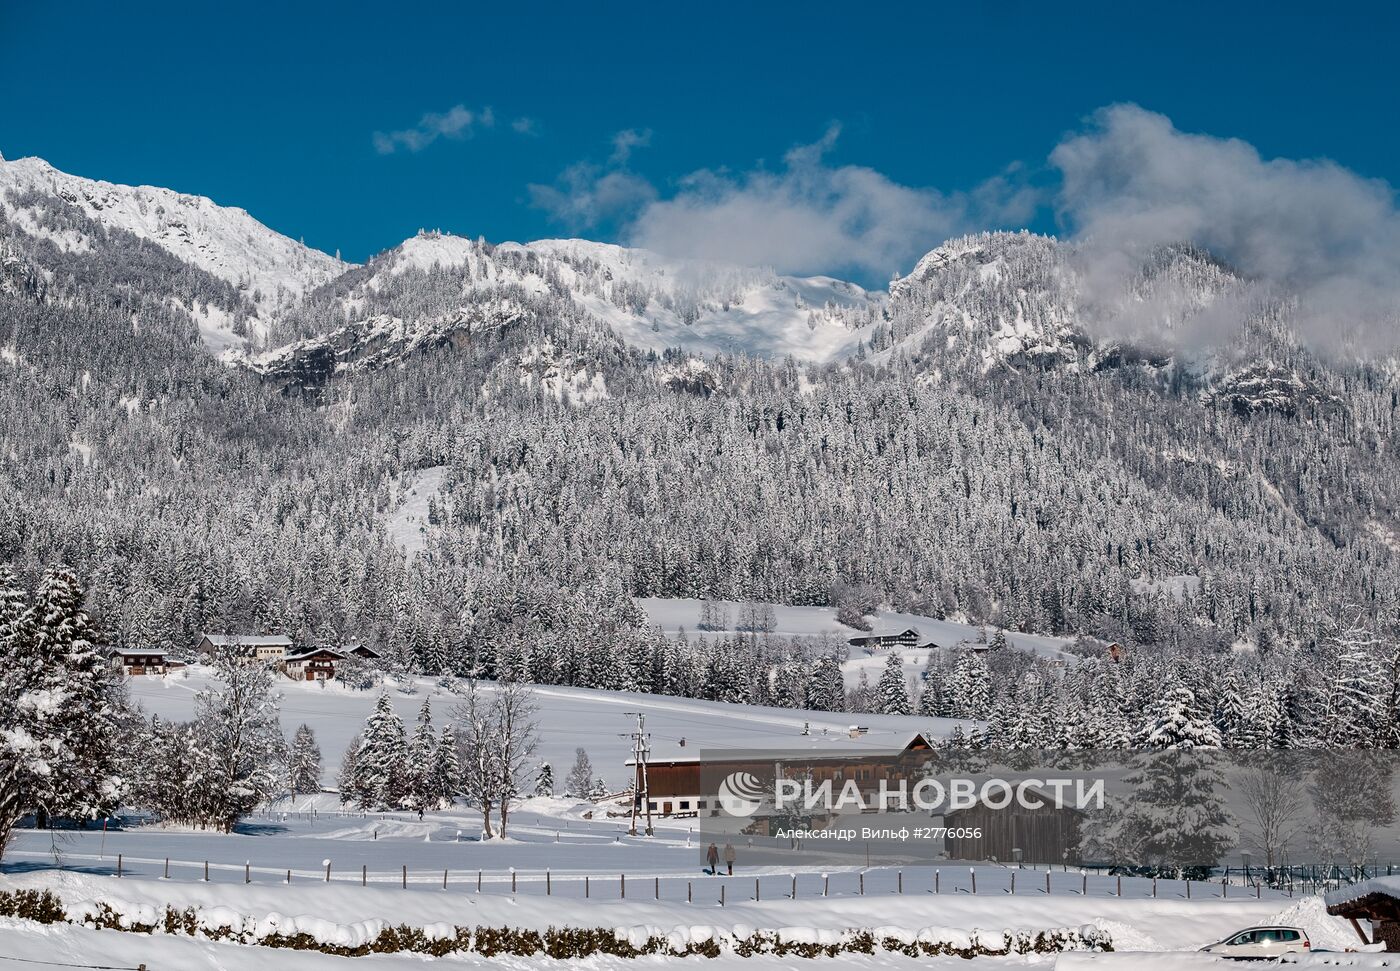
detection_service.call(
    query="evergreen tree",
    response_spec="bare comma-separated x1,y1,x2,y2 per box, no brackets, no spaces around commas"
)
876,651,911,715
534,761,554,797
288,724,322,795
352,692,411,810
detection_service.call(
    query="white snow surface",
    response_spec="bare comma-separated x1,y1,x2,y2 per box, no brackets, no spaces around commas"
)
383,465,447,558
123,669,964,782
322,231,883,365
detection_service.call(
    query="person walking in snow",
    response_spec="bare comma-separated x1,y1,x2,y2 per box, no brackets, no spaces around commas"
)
705,842,720,874
723,841,736,875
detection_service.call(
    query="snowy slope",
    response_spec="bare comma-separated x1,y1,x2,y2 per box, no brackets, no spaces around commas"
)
518,238,882,361
233,231,884,380
0,154,348,345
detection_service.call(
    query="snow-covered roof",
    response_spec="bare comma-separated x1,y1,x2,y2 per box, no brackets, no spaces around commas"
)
849,627,922,641
635,731,934,766
199,633,293,647
284,648,346,662
110,647,167,657
1325,876,1400,911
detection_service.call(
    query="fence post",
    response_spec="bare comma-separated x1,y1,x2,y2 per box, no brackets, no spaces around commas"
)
546,870,551,895
860,872,865,895
755,878,760,902
286,869,290,884
402,865,407,889
655,876,660,900
1046,871,1051,894
621,873,626,899
1010,872,1015,895
970,869,977,894
720,884,725,907
362,865,367,887
477,870,482,893
824,872,830,897
1081,872,1087,895
1116,875,1121,897
585,876,590,899
324,859,331,883
935,870,940,894
1187,880,1192,900
245,862,250,884
511,869,517,894
1152,876,1157,898
164,857,169,880
792,874,797,899
117,854,122,878
688,881,692,904
444,869,449,891
204,860,209,882
898,870,903,894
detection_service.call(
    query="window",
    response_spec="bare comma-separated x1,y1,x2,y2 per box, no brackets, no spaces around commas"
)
1279,930,1299,942
1229,932,1256,945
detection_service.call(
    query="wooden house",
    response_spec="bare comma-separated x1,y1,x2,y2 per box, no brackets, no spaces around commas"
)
109,648,173,676
847,627,929,653
942,784,1084,865
282,647,346,681
631,732,936,820
196,633,293,664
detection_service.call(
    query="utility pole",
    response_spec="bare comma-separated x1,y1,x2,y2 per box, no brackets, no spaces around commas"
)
625,712,653,836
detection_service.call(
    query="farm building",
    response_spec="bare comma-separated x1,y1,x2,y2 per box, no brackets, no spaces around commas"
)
195,633,293,663
281,644,383,681
630,731,936,820
108,648,177,676
846,627,931,652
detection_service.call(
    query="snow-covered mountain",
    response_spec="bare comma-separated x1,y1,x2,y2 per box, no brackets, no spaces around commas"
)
0,154,348,348
228,230,886,383
0,155,1341,415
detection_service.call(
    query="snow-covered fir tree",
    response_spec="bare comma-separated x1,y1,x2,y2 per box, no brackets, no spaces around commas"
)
0,567,121,845
288,724,322,795
534,762,554,797
349,693,411,811
875,652,911,715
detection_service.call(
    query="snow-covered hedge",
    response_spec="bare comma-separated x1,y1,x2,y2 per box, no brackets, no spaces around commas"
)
1,888,1112,959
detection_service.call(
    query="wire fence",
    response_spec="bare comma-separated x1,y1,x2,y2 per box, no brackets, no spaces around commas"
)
8,850,1298,907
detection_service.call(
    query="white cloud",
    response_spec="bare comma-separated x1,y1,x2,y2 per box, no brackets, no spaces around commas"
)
609,128,651,165
528,161,657,230
511,117,541,136
531,124,1035,279
1052,104,1400,349
629,125,1035,278
373,105,496,154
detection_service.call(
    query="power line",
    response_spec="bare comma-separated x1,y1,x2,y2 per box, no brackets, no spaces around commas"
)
0,956,147,970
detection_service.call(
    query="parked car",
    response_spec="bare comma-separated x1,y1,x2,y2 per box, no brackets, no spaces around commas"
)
1199,925,1310,958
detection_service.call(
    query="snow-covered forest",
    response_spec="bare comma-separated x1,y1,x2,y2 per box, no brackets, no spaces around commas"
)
2,156,1399,753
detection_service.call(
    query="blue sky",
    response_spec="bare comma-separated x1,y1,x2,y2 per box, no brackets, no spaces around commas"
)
3,1,1399,285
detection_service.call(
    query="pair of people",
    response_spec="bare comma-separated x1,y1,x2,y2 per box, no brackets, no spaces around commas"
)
705,841,736,875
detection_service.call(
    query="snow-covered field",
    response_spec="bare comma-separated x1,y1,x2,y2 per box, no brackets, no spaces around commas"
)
120,669,965,786
4,668,1363,965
